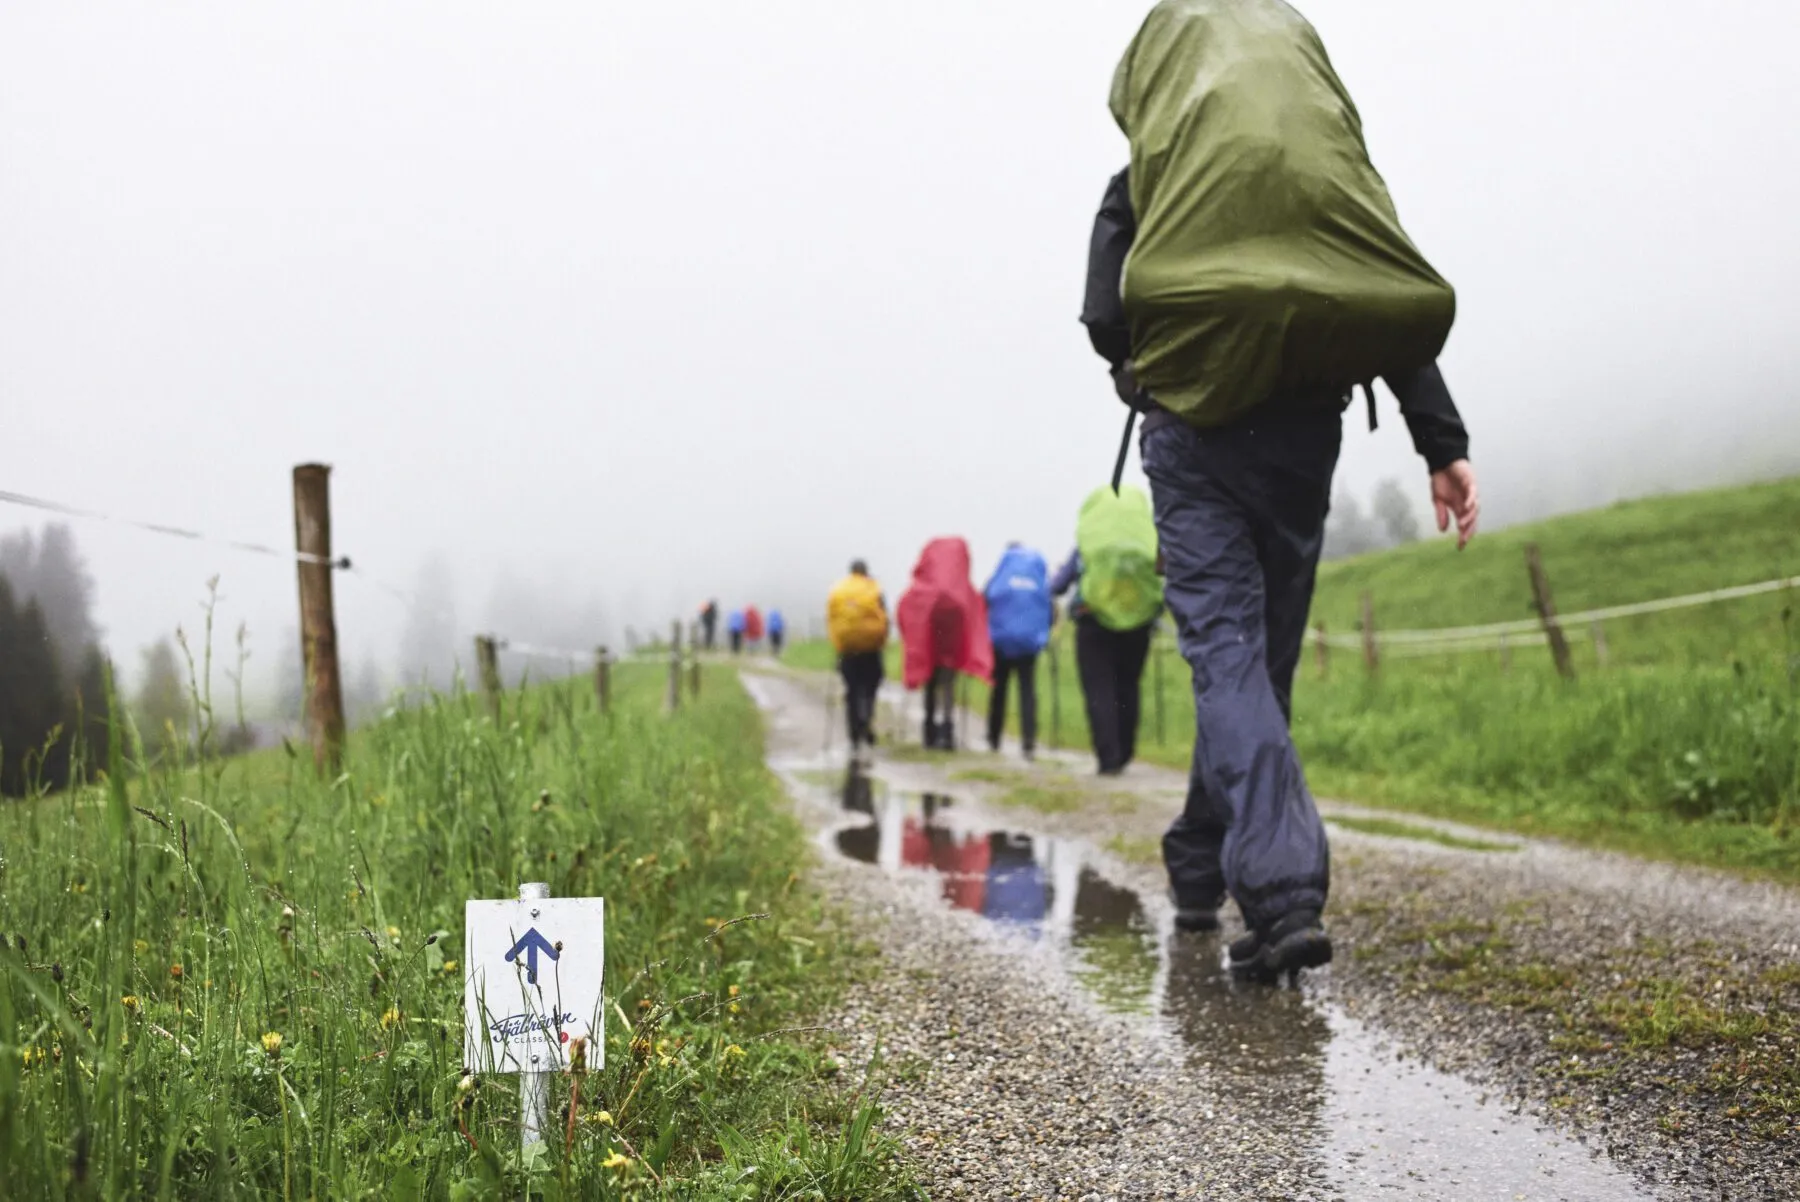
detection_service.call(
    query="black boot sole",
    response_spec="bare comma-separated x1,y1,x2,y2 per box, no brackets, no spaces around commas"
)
1230,927,1333,984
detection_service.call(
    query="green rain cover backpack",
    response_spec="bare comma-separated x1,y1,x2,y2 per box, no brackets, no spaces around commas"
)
1109,0,1456,426
1076,485,1162,632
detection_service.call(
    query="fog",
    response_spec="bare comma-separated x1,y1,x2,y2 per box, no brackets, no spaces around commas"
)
4,1,1798,704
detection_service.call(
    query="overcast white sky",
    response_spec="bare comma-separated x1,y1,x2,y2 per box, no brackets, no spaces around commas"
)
4,1,1798,699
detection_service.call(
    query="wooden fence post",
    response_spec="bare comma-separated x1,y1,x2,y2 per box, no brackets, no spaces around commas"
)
1524,543,1577,681
689,640,702,700
1314,623,1329,679
594,646,611,715
1359,591,1380,674
1591,619,1610,669
475,635,502,721
293,464,346,773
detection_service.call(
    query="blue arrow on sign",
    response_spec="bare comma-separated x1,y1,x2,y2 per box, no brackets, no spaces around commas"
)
505,928,560,984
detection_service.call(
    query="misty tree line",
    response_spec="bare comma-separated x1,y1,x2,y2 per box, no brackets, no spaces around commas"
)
1,524,264,797
0,525,115,795
1322,476,1424,560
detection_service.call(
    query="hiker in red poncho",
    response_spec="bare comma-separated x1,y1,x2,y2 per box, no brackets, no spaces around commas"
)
743,606,765,649
897,537,994,750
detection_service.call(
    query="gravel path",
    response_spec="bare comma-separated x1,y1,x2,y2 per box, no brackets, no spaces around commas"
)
737,666,1800,1200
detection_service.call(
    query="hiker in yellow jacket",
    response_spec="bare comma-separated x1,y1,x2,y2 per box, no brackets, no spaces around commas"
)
828,559,890,751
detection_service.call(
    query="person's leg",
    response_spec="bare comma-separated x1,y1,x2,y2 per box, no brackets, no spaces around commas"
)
938,669,957,749
1113,624,1152,769
987,656,1014,751
1017,652,1039,754
1075,617,1123,772
838,656,856,743
1142,417,1335,941
923,669,939,747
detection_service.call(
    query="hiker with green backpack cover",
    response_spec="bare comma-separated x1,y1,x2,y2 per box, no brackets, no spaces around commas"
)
1050,485,1163,776
1088,0,1481,983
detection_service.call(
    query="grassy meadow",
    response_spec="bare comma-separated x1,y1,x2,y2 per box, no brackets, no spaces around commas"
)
786,476,1800,879
0,663,916,1200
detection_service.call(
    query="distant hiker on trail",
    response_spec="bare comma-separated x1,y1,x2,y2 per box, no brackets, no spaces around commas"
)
699,600,719,651
768,610,787,656
727,609,746,655
744,606,765,650
827,560,890,751
897,538,994,751
983,542,1052,758
1050,487,1161,777
1094,0,1481,982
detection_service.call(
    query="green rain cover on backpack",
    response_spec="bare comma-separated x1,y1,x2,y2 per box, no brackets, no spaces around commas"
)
1109,0,1456,427
1077,485,1162,632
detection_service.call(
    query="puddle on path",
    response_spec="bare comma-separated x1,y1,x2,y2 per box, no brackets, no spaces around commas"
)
805,760,1652,1201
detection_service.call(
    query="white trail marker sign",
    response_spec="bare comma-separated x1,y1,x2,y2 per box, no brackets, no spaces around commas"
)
465,884,605,1146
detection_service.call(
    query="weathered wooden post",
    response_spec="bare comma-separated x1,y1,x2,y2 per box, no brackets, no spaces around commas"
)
666,621,682,712
293,464,347,773
1359,591,1380,675
689,639,702,700
1314,622,1329,679
594,646,611,715
475,635,502,721
1524,543,1577,681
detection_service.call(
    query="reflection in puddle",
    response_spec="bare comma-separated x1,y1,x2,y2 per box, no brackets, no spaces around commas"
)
833,771,1160,1015
818,763,1650,1200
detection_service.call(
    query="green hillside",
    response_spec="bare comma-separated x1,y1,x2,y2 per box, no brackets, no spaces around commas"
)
1310,474,1800,669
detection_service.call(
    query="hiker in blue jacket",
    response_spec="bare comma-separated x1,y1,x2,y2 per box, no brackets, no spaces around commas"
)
727,609,746,655
983,543,1052,758
768,610,787,656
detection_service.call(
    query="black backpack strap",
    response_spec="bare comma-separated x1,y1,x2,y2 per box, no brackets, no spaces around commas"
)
1363,381,1379,432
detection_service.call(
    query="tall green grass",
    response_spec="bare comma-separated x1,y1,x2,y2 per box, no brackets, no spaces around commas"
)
0,662,915,1199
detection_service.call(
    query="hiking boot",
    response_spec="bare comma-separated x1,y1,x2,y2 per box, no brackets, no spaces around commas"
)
1229,910,1332,983
1172,904,1221,933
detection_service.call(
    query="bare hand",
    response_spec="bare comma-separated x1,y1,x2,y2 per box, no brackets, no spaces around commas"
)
1431,460,1480,550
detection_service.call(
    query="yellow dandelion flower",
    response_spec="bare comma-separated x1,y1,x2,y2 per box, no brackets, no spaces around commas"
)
591,1110,614,1127
442,960,458,974
385,926,401,940
120,995,140,1012
380,1006,402,1031
727,984,740,998
728,1002,740,1014
261,1031,283,1057
724,1044,745,1058
602,1151,631,1170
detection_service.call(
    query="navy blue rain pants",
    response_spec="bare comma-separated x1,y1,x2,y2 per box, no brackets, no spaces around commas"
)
1141,409,1340,932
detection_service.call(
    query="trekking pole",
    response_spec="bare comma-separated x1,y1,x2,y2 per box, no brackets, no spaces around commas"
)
1111,410,1138,495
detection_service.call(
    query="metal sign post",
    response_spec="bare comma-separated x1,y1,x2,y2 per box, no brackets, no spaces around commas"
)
516,882,551,1150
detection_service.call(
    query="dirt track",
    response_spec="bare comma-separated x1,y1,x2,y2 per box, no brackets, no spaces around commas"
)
743,663,1800,1200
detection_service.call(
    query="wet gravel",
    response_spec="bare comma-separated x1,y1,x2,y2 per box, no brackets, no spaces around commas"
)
748,666,1800,1200
812,853,1334,1200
